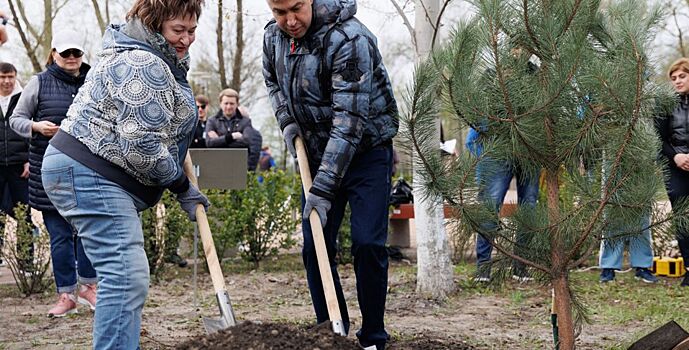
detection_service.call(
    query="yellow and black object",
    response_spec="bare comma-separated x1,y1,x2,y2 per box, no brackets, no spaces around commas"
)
652,257,686,277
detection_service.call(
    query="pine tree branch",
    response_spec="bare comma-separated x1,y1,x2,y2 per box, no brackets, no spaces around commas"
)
566,160,636,263
562,0,583,36
480,232,551,273
488,17,516,120
522,0,542,54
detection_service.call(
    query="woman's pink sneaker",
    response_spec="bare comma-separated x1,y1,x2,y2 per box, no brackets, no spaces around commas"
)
47,293,77,318
77,284,97,311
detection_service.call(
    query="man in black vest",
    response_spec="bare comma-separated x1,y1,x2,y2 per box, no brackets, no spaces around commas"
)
0,62,31,269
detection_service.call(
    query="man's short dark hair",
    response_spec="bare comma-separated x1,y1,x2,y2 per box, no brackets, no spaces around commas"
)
0,62,17,74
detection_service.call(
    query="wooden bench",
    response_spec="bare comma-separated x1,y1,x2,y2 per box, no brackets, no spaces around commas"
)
388,202,518,248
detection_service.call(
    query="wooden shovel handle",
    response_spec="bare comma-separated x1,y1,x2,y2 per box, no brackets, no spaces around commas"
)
294,137,343,325
183,153,227,295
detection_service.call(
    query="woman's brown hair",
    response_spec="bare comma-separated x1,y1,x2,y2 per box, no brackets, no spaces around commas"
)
126,0,204,32
668,58,689,78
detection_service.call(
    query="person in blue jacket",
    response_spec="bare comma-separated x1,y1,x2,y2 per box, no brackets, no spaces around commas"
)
263,0,398,348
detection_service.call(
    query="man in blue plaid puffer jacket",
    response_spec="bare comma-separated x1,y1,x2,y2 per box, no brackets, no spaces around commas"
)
263,0,397,349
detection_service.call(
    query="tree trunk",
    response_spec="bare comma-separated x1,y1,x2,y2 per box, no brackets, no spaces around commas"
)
90,0,106,35
8,0,42,73
230,0,244,93
546,168,575,349
413,0,454,299
216,0,228,89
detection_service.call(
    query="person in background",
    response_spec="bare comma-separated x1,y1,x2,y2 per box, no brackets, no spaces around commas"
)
205,88,261,171
465,126,539,283
598,215,657,283
655,57,689,287
39,1,208,348
190,94,209,149
263,0,398,348
10,30,97,317
258,145,276,172
0,62,33,271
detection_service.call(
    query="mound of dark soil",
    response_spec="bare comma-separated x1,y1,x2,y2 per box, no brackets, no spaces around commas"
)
176,321,359,350
176,321,476,350
388,338,475,350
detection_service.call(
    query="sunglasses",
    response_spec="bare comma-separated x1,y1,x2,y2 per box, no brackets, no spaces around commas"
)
196,104,207,109
58,49,84,58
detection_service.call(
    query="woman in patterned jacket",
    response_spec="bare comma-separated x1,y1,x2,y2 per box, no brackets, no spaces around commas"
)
40,1,208,349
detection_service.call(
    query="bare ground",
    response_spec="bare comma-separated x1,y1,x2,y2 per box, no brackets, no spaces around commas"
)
0,257,648,350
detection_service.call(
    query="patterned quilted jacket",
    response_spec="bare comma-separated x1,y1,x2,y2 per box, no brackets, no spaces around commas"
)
53,23,197,207
263,0,398,200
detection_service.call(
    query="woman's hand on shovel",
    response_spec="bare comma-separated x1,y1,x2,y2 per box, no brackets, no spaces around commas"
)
177,184,210,221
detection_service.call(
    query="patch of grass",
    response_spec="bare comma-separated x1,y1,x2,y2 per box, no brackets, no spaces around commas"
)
511,290,525,304
572,268,689,347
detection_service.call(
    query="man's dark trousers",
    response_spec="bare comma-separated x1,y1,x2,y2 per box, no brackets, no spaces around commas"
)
301,144,392,349
0,164,32,265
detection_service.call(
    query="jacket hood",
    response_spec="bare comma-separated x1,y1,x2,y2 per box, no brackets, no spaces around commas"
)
311,0,357,29
100,24,189,86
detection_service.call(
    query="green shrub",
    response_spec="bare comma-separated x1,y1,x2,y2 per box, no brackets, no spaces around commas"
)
141,191,193,279
206,171,300,269
0,204,51,295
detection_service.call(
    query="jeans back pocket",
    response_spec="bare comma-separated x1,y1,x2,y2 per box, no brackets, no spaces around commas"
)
42,166,78,212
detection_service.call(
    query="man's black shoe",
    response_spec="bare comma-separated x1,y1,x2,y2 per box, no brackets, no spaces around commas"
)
166,253,188,268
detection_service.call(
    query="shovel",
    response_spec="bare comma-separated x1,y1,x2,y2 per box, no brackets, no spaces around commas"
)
183,153,237,334
293,137,346,336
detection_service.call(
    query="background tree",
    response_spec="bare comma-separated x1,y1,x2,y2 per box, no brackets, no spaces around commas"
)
411,0,455,299
385,0,457,299
90,0,125,35
403,0,683,348
7,0,72,73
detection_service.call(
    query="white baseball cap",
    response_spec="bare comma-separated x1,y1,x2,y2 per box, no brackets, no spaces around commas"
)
51,29,84,54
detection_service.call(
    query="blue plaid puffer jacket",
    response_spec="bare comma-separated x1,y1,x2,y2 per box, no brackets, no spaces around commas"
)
263,0,398,200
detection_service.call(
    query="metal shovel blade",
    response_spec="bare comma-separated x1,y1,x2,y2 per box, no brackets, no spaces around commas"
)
202,290,237,334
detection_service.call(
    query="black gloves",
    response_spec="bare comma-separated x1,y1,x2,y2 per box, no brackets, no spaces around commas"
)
176,184,210,222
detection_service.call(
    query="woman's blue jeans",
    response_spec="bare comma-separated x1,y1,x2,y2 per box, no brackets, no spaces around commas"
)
42,145,149,350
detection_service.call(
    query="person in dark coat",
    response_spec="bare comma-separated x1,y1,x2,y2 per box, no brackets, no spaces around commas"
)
0,62,33,270
10,30,97,317
205,88,262,171
656,57,689,287
263,0,398,348
190,94,209,149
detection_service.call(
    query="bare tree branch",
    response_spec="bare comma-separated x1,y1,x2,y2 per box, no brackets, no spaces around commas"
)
8,0,41,72
389,0,417,49
15,0,39,40
430,0,452,51
673,8,687,57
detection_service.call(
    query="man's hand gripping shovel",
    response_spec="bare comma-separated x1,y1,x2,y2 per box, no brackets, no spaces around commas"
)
293,136,347,336
183,154,237,334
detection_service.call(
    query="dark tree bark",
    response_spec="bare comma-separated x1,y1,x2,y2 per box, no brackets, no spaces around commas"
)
230,0,245,94
216,0,228,89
